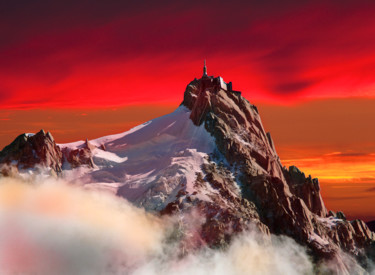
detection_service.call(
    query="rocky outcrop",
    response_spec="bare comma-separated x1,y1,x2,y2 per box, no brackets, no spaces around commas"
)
161,161,270,249
0,129,62,174
181,76,375,272
62,139,95,168
285,165,327,217
0,133,97,174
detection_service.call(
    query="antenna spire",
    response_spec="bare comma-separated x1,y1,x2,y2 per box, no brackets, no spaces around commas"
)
203,59,207,77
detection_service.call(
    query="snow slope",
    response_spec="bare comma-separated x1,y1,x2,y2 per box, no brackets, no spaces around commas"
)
59,106,217,211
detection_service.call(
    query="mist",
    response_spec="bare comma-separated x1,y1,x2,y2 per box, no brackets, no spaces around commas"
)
0,176,371,274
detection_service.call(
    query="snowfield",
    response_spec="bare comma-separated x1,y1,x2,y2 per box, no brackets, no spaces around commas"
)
59,106,217,210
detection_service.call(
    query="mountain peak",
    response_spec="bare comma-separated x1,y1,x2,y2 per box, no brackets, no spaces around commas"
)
0,72,374,273
0,129,62,174
181,72,374,271
182,73,244,125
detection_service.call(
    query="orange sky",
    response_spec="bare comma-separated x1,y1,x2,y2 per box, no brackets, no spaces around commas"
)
1,98,374,221
261,98,375,221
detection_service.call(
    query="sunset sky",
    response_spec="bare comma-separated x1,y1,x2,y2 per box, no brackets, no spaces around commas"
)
1,0,375,220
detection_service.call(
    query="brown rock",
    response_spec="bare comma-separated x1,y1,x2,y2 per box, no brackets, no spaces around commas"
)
0,129,63,174
181,74,375,271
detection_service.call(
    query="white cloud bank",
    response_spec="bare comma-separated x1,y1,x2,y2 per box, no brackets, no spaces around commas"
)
0,177,372,275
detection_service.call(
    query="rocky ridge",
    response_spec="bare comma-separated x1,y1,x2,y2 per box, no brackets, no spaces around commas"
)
181,75,375,272
0,73,374,274
0,130,99,176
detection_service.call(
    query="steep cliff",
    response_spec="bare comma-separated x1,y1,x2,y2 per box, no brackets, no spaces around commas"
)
181,75,374,272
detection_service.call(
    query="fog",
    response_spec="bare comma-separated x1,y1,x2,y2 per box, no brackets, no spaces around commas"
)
0,176,372,274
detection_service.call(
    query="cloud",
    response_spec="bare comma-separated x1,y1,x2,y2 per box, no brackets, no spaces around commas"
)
0,176,314,274
324,196,369,201
324,152,375,158
0,177,166,274
0,175,371,274
133,234,314,275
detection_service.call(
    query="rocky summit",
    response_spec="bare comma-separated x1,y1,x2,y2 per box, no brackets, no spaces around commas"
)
0,129,63,175
182,74,375,272
1,68,374,274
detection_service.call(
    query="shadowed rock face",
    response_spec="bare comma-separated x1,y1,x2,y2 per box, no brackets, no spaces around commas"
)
181,76,375,272
367,221,375,232
0,129,62,174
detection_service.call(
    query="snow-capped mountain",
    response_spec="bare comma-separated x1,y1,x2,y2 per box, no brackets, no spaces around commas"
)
1,70,374,274
61,105,218,211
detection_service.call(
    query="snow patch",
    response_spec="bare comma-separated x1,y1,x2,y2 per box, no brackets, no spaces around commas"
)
58,140,85,150
93,149,128,164
317,216,341,229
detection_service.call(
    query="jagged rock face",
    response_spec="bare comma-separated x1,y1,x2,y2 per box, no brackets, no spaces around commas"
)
0,132,97,174
181,77,375,271
161,161,270,248
183,78,284,179
0,129,62,174
285,166,327,217
62,139,95,168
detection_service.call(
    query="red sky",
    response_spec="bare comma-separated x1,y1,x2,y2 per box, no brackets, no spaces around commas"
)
1,1,375,220
2,0,375,108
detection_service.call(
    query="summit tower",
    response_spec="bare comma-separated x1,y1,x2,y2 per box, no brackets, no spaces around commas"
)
203,60,208,78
